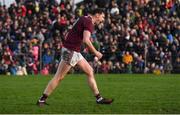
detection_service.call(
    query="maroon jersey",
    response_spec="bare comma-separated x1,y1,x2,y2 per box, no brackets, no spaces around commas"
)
63,16,93,52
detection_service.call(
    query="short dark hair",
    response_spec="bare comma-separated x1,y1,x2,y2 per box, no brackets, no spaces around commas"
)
91,8,104,15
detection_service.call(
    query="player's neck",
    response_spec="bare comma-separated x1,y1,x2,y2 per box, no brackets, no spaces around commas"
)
89,15,95,25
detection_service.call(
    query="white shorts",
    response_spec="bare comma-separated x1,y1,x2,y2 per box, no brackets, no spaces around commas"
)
61,47,84,67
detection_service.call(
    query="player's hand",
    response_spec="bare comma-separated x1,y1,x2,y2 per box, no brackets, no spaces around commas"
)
95,51,103,60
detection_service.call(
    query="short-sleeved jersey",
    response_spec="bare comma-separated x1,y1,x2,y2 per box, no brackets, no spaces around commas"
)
63,16,93,52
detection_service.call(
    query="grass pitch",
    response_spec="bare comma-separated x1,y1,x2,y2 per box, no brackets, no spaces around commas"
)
0,74,180,114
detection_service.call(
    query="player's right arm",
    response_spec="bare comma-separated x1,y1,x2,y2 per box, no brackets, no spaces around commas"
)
83,30,103,60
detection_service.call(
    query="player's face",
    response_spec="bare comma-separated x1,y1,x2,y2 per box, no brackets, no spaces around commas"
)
95,13,105,25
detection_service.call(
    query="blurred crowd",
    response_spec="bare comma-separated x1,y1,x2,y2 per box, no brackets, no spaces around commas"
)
0,0,179,75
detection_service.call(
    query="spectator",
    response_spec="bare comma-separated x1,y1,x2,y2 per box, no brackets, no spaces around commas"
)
173,57,180,73
16,65,27,76
110,3,119,16
42,49,53,66
153,65,161,75
133,54,144,73
100,60,109,73
41,65,49,75
164,59,173,74
9,63,17,75
113,62,123,73
122,51,133,73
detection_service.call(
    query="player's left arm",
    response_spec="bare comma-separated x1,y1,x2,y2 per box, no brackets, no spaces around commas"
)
83,30,102,59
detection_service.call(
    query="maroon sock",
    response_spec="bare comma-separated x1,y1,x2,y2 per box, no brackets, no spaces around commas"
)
95,94,102,100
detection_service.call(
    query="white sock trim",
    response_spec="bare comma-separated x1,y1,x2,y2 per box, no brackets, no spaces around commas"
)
97,97,103,102
38,99,45,103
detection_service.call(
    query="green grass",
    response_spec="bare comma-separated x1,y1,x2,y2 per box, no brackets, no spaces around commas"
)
0,74,180,114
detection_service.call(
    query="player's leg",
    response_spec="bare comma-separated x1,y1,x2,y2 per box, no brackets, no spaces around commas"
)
77,58,99,95
77,58,113,104
37,60,71,106
44,60,71,95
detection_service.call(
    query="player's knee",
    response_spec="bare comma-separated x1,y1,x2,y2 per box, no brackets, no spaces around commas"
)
54,75,64,82
58,76,64,81
86,68,94,77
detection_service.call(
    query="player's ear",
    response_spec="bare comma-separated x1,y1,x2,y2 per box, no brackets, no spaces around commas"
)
97,13,101,17
95,13,99,18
